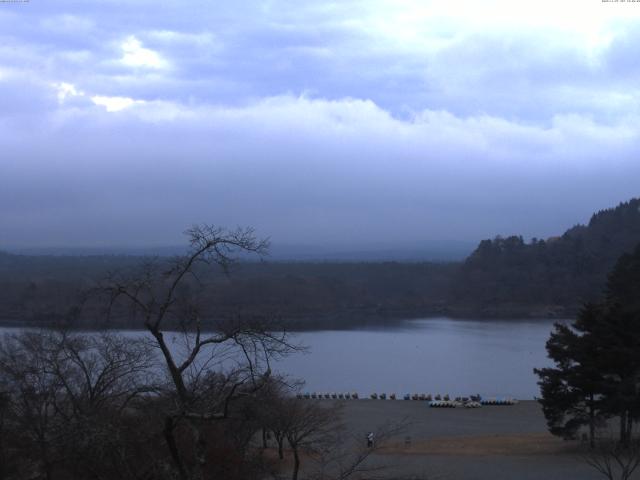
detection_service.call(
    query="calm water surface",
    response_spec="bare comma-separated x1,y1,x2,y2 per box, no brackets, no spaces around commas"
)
283,318,559,399
0,317,560,399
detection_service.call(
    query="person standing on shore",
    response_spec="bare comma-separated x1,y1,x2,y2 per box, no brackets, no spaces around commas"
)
367,431,374,448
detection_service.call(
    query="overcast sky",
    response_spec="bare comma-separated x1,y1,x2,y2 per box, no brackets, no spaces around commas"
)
1,0,639,250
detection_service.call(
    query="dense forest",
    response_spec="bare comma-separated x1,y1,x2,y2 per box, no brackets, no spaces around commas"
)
453,198,640,317
1,198,639,329
0,255,456,329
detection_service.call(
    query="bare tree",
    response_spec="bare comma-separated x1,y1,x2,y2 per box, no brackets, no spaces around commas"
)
101,225,300,480
51,332,160,480
269,405,289,461
583,440,640,480
0,329,158,480
0,331,67,479
50,332,155,415
309,419,410,480
279,399,342,480
0,383,17,480
258,376,304,460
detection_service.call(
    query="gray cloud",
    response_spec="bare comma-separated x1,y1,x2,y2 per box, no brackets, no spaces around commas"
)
0,1,639,249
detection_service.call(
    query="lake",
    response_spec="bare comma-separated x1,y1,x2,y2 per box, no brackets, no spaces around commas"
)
0,317,560,399
281,318,558,399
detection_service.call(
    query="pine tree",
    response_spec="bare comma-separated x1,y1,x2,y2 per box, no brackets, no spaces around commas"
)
597,244,640,445
535,243,640,446
535,304,605,447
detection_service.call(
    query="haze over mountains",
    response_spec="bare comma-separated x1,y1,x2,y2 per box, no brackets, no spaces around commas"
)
0,197,638,328
6,240,476,262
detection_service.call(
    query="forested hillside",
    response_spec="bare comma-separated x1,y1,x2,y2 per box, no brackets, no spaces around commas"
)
452,198,640,316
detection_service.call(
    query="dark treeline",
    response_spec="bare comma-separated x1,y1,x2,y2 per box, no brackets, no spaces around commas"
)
452,198,640,317
1,198,639,328
0,255,457,330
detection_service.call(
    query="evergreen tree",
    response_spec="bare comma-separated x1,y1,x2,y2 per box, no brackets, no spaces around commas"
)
535,304,605,447
535,243,640,446
597,244,640,445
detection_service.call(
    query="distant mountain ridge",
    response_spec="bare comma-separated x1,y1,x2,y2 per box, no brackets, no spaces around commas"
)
452,198,640,315
4,242,475,262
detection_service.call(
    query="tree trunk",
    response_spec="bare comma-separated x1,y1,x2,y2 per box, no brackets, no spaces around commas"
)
589,395,595,449
620,410,629,446
149,328,188,401
262,428,268,449
291,447,300,480
39,442,53,480
191,421,207,480
277,436,284,460
163,417,189,480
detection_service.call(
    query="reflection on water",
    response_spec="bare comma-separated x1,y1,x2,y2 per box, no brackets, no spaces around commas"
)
0,317,560,399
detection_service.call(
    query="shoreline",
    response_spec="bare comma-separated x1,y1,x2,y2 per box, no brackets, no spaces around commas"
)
330,399,601,479
0,313,567,333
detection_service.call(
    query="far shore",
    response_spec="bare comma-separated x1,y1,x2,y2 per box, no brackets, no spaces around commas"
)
0,312,569,333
